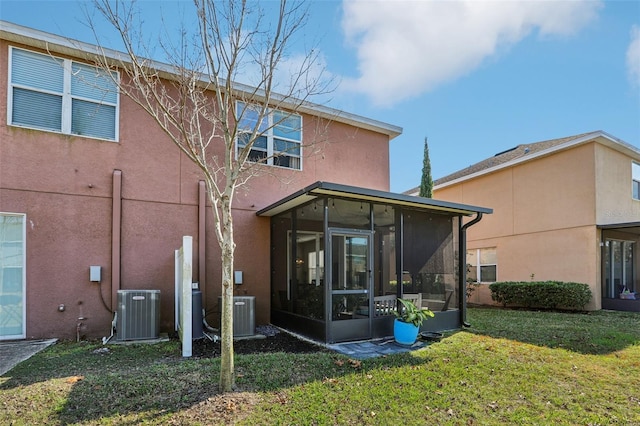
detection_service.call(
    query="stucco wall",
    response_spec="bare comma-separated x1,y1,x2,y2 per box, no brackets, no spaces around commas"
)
594,143,640,225
436,143,602,309
466,226,599,309
0,39,392,339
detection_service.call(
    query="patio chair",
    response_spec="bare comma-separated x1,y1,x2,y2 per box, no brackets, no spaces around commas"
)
403,293,422,309
373,295,397,317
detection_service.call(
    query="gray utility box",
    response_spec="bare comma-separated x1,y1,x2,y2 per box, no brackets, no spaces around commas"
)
116,290,161,341
219,296,255,337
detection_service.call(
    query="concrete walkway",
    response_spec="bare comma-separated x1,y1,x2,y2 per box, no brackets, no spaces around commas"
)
328,336,429,359
0,339,57,376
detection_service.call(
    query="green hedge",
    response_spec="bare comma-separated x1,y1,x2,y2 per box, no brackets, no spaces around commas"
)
489,281,592,310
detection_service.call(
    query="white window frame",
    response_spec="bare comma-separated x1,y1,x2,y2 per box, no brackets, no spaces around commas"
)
7,46,120,142
0,212,27,340
633,161,640,201
235,101,302,170
467,247,497,283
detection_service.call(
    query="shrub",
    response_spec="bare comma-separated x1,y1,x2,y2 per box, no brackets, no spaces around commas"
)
489,281,592,310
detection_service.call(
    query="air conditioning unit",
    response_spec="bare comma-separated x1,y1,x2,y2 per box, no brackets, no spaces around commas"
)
116,290,161,341
219,296,255,337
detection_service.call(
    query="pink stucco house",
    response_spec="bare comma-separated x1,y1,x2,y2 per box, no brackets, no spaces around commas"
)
0,21,491,343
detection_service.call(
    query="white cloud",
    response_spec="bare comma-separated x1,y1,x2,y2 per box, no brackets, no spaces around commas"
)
340,0,602,107
627,25,640,87
273,52,336,100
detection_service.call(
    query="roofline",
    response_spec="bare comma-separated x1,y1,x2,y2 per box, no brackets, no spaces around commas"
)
434,131,640,190
256,181,493,217
598,222,640,230
0,20,402,139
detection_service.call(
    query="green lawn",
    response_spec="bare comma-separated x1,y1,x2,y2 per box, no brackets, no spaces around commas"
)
1,308,639,425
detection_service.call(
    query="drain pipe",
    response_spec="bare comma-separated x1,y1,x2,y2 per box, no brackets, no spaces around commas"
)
459,213,484,327
102,312,117,345
202,309,220,342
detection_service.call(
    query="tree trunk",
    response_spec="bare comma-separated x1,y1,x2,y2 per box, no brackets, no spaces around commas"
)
219,196,235,392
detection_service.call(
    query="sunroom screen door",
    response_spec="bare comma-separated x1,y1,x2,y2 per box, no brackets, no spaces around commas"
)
603,239,635,298
0,214,26,339
327,229,373,343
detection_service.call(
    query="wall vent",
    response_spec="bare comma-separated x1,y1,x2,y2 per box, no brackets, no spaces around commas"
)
116,290,161,341
219,296,255,337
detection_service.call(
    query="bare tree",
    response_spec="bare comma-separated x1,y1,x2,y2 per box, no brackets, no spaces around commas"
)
88,0,331,392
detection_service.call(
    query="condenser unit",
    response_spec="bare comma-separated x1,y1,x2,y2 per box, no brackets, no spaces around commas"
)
116,290,161,341
219,296,255,337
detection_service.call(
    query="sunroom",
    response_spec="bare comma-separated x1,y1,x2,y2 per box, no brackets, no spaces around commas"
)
257,182,492,343
600,223,640,312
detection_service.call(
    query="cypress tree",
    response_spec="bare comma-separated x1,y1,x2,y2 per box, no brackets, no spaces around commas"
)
419,137,433,198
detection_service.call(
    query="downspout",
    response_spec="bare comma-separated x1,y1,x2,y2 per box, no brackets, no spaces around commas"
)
198,181,206,307
459,212,483,327
111,170,122,312
395,209,404,302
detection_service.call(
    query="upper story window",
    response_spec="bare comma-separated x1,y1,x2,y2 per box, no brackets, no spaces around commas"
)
236,101,302,170
8,47,119,141
467,247,497,283
633,162,640,200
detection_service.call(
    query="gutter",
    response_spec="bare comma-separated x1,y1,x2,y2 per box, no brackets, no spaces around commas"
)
458,212,484,327
0,20,402,140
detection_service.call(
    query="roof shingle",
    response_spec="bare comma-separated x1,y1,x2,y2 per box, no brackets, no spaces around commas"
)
433,131,599,186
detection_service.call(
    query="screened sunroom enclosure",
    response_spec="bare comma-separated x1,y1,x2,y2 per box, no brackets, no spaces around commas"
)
258,182,491,343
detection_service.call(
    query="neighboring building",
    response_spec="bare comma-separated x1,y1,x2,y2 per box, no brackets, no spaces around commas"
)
0,21,490,343
409,131,640,311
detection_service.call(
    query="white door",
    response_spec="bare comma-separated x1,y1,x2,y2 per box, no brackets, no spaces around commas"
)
0,213,26,339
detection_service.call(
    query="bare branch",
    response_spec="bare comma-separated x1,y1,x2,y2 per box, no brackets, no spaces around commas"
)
86,0,334,392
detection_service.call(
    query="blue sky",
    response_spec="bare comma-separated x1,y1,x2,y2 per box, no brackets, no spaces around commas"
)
2,0,639,192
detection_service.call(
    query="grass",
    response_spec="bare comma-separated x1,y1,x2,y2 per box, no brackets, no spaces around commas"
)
1,308,639,425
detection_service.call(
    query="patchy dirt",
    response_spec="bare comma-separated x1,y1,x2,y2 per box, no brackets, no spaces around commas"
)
191,325,327,358
167,392,263,425
170,326,327,424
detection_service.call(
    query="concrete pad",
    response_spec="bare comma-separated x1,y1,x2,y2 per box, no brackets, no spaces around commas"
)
236,334,267,341
328,337,429,359
0,339,57,376
108,333,170,345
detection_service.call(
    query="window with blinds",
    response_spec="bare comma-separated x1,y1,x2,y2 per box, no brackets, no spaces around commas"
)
466,248,497,283
8,47,119,141
236,101,302,170
633,162,640,200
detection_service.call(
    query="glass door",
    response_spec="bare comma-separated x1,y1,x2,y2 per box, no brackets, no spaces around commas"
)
327,229,373,342
603,239,635,299
0,214,26,339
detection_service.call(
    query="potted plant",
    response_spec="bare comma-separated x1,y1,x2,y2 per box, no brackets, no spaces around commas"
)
393,298,434,345
620,288,636,300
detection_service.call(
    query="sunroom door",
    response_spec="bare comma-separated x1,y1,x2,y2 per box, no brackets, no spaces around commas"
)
603,239,635,298
327,229,373,343
0,214,26,339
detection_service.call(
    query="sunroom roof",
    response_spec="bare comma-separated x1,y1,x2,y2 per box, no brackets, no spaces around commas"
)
256,181,493,217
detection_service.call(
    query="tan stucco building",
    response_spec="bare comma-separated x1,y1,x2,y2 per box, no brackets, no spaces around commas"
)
413,131,640,311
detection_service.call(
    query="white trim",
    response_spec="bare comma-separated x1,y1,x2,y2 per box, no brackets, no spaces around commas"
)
7,46,120,142
632,161,640,201
435,131,640,190
467,247,497,284
236,101,303,170
61,53,72,134
6,45,11,131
